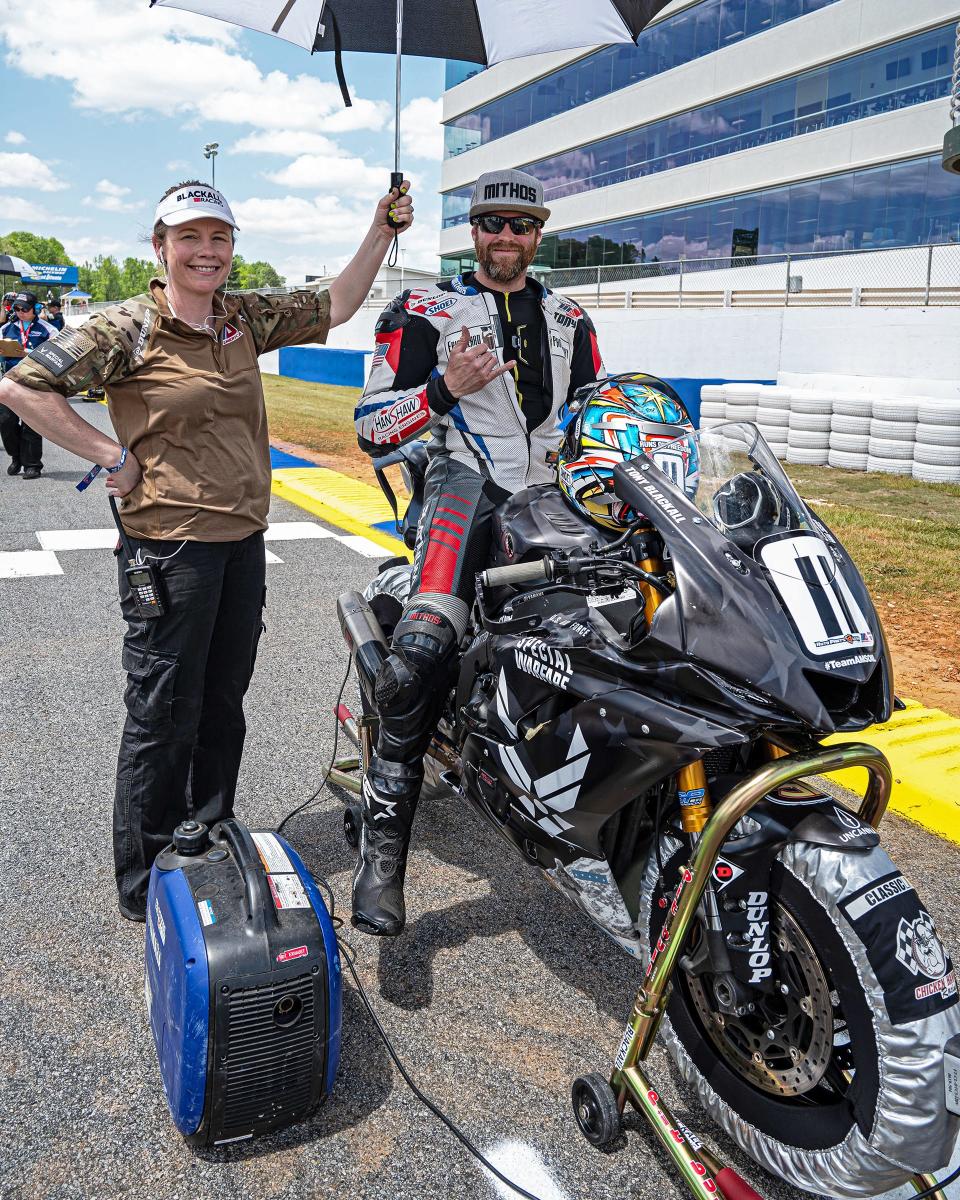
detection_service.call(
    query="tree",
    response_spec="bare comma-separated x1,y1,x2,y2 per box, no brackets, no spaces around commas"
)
0,231,74,266
120,257,154,297
241,260,284,288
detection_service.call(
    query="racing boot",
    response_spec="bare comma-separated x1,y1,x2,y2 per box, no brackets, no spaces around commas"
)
351,755,422,936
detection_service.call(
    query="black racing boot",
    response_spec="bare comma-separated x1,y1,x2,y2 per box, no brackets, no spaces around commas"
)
351,756,422,936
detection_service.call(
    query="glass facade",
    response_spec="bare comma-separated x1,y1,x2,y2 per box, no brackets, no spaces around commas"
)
441,26,954,229
440,154,960,276
444,0,839,157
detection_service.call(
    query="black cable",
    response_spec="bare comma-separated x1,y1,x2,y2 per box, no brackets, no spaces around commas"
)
335,932,548,1200
275,655,353,834
909,1164,960,1199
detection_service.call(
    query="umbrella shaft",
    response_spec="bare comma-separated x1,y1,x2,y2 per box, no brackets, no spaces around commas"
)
394,0,403,171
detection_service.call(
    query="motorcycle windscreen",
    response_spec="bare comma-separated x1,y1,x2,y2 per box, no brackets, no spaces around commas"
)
611,426,886,727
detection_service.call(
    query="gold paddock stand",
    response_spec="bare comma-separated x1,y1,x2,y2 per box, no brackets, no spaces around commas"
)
329,701,950,1198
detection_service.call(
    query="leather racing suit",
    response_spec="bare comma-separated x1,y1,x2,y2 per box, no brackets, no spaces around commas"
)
351,271,604,935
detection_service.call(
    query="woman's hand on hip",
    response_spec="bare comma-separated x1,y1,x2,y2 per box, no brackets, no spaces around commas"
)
374,181,413,236
105,449,143,499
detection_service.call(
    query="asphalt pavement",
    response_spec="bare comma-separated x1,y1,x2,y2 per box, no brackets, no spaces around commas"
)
1,404,958,1200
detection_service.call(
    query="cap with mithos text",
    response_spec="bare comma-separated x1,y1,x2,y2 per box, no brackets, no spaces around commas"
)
469,169,550,223
154,185,239,231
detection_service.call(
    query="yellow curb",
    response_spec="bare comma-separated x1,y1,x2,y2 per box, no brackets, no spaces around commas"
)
824,699,960,845
271,466,411,559
271,459,960,846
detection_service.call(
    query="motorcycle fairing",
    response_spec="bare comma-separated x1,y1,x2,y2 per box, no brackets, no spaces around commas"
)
611,456,891,734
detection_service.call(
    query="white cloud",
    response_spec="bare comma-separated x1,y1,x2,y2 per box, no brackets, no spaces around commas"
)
0,198,91,228
266,154,388,197
231,131,344,158
0,1,388,133
166,159,190,172
0,153,69,192
81,178,139,213
5,131,26,145
399,97,444,162
62,234,135,263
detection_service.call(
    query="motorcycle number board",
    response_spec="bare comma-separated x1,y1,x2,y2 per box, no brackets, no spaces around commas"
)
759,535,874,659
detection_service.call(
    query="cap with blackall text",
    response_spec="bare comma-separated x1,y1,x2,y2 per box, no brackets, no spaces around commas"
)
469,169,550,223
154,185,239,231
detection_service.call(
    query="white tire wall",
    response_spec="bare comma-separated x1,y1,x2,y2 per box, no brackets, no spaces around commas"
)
639,840,960,1197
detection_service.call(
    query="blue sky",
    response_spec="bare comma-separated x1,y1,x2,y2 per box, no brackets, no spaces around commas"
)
0,0,447,282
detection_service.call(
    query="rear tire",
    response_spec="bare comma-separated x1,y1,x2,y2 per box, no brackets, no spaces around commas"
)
640,840,960,1196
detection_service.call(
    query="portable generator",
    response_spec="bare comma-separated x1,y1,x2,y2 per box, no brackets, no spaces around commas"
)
145,818,341,1146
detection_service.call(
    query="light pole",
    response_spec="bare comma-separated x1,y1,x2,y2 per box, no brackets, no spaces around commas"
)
203,142,220,187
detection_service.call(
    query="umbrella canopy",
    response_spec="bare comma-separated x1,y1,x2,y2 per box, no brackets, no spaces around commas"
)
0,254,32,277
152,0,673,68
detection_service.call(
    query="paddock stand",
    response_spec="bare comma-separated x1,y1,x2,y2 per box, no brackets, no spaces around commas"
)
329,708,949,1200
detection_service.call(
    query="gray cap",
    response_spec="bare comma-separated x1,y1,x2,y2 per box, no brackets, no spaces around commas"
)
469,168,550,224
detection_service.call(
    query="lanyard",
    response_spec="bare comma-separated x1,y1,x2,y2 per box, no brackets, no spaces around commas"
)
17,319,32,350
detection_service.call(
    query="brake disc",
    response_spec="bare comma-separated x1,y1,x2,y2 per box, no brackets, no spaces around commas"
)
686,901,835,1096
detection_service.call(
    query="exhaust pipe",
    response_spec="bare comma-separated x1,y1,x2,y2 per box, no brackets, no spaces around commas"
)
337,591,389,693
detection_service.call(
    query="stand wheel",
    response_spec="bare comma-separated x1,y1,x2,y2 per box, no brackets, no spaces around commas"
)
572,1073,622,1147
343,804,362,849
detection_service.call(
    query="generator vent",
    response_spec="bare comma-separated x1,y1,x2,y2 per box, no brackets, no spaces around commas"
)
222,974,318,1132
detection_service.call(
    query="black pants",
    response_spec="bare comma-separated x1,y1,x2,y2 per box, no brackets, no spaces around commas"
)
114,532,266,912
0,403,42,469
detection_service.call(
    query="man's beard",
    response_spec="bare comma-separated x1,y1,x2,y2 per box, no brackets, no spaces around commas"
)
477,240,536,283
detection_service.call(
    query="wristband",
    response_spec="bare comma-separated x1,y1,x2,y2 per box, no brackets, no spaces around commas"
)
76,446,128,492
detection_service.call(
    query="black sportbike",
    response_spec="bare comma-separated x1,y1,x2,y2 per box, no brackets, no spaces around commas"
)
336,421,959,1197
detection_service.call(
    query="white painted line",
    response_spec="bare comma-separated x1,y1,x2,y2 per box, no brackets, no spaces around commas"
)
264,549,283,565
264,521,334,541
0,550,64,579
339,534,389,559
482,1141,570,1200
37,529,116,551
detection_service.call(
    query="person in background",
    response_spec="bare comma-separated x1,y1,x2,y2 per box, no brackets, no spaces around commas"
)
0,291,57,478
0,177,414,921
45,298,64,331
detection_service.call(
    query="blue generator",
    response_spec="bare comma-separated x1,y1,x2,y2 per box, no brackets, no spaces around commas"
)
145,818,341,1146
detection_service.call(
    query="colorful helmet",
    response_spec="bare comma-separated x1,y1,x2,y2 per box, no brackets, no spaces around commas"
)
557,373,699,530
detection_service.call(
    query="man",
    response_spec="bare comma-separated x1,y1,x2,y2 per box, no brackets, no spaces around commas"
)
0,292,57,478
45,298,65,331
352,168,604,936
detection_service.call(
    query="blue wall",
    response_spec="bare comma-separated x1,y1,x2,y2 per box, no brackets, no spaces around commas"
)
280,345,370,388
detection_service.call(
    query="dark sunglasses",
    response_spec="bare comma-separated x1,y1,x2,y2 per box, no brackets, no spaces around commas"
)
13,305,32,313
472,214,542,236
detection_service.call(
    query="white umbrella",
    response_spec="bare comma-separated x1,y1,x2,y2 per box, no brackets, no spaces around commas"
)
0,254,33,278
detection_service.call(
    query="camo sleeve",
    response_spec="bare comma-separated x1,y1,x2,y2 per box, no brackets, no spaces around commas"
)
237,288,331,355
354,291,455,456
5,300,150,396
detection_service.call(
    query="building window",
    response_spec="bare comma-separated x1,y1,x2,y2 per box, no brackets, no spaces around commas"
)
440,24,955,228
441,155,960,278
443,0,842,157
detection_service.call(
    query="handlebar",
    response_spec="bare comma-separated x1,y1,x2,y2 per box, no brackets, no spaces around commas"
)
479,557,552,589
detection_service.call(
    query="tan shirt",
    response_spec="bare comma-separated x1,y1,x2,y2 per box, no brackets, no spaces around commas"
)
9,280,331,541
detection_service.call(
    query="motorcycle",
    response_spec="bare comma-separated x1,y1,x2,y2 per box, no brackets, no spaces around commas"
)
334,417,960,1198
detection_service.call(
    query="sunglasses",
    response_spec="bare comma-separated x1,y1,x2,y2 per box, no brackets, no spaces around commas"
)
472,214,542,236
13,305,32,313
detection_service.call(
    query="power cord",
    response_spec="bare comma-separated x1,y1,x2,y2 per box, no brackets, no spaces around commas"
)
275,656,353,835
909,1164,960,1198
309,867,549,1200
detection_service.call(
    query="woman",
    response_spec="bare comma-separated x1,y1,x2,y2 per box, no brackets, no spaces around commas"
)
0,178,413,921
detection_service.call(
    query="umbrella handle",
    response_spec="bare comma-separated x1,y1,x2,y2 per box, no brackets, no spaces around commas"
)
386,172,405,230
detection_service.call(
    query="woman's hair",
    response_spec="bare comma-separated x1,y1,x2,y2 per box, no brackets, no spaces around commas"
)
152,179,236,245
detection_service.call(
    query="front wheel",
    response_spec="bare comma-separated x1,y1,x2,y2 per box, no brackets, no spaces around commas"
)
640,840,960,1197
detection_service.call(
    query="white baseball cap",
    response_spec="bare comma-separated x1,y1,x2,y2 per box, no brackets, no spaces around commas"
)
154,184,239,230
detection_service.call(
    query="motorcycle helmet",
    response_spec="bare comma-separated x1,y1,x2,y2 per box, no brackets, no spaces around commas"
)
712,470,781,553
557,373,699,531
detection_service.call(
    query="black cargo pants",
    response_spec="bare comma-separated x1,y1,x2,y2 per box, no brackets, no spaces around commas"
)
0,403,43,469
114,532,266,914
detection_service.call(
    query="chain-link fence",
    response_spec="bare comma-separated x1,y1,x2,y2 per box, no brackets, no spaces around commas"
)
523,242,960,310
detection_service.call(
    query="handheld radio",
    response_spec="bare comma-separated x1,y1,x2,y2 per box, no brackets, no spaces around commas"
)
109,496,167,620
